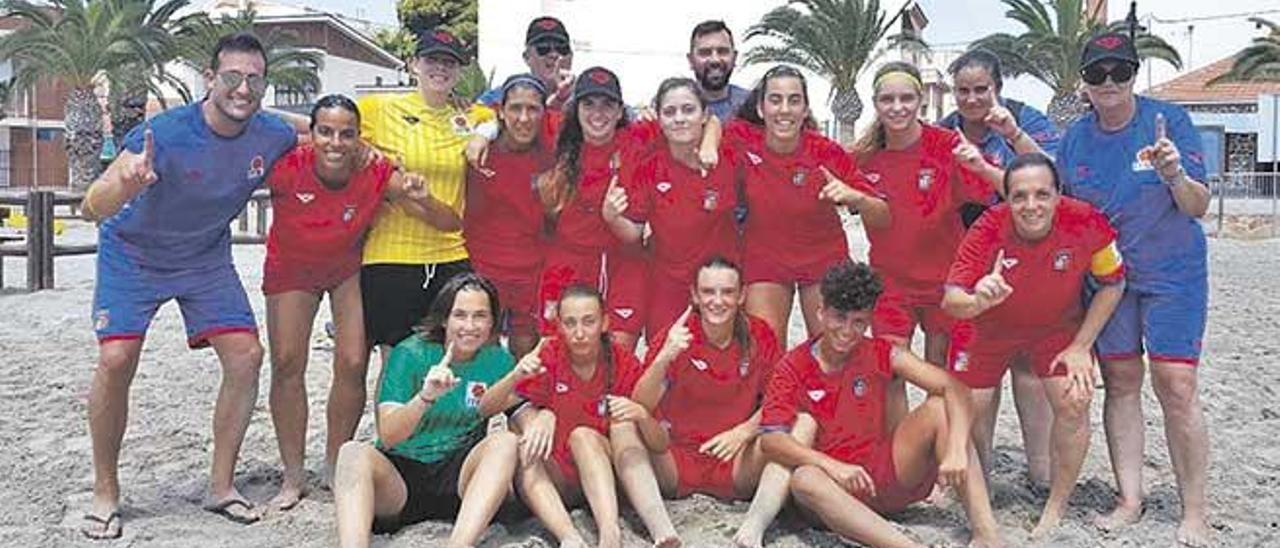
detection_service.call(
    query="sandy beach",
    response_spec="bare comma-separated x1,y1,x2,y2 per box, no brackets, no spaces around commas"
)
2,216,1278,547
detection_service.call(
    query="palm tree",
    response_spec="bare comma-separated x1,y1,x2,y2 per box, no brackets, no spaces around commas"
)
971,0,1182,129
172,7,323,105
1209,17,1280,84
744,0,923,143
0,0,187,188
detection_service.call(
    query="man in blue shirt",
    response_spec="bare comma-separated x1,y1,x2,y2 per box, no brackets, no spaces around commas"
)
476,16,574,110
1057,32,1212,548
79,32,296,538
687,20,750,122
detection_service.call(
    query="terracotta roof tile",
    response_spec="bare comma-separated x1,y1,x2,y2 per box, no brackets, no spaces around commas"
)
1146,56,1280,103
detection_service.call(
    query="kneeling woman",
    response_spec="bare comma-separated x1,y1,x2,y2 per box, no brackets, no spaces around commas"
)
481,285,679,548
333,274,517,548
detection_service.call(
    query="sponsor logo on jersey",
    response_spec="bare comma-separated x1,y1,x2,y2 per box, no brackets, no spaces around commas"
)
691,358,709,371
1132,148,1155,172
745,151,762,165
739,358,750,378
806,389,826,402
465,381,488,408
657,181,672,194
864,172,882,184
1001,255,1019,271
614,308,634,319
555,382,570,394
296,192,315,204
247,155,266,179
1053,249,1072,271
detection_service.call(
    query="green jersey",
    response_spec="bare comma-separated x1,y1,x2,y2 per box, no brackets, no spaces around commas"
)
375,337,514,464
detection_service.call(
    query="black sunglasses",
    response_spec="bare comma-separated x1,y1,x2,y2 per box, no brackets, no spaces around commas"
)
217,71,268,96
1080,62,1136,86
534,42,571,57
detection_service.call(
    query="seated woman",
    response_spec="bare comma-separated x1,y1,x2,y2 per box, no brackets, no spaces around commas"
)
332,274,517,548
480,284,679,548
631,257,816,548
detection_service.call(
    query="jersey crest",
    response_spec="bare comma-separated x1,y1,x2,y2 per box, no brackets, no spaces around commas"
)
1053,249,1072,271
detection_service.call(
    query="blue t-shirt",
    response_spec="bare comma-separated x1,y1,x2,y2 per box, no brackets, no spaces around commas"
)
1056,95,1207,293
939,97,1061,166
98,103,296,270
706,84,750,122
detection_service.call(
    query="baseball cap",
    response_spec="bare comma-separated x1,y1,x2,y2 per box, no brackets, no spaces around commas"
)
526,16,570,46
415,28,468,63
573,67,622,103
1081,32,1138,69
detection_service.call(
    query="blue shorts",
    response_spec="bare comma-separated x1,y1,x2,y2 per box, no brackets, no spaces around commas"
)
92,256,257,348
1093,281,1207,365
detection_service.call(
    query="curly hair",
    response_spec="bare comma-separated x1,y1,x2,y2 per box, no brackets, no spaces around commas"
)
819,260,883,313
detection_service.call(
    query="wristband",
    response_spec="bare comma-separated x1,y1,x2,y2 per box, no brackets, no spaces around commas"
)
418,391,436,405
1162,165,1187,186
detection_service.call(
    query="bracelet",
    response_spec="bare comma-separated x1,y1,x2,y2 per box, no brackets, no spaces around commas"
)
1162,165,1187,186
418,392,436,405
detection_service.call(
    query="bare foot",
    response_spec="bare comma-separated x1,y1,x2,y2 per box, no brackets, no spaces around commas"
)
1093,503,1143,532
731,523,764,548
268,480,306,511
1029,510,1062,540
653,536,682,548
968,534,1004,548
558,537,588,548
1176,518,1211,548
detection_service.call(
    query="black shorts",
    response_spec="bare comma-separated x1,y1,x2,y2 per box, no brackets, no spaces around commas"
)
372,443,476,534
361,260,472,347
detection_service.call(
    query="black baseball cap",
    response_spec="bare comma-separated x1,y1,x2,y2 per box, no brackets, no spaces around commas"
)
526,16,570,46
573,67,622,103
415,28,468,63
1081,32,1139,69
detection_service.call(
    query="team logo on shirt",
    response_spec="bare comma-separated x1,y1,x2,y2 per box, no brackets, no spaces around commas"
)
465,381,489,408
1053,249,1072,271
657,182,672,194
852,377,868,398
614,308,635,319
597,395,610,417
93,309,110,331
806,389,826,402
555,382,570,394
999,251,1019,271
952,351,970,372
1075,165,1091,180
452,114,472,136
791,169,808,187
917,168,936,191
864,172,882,184
691,358,709,371
296,192,315,204
702,189,719,211
342,204,357,223
745,151,763,166
247,155,266,179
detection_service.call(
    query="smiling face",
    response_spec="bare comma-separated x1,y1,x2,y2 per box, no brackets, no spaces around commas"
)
204,50,267,124
817,305,872,355
500,86,546,147
758,76,808,145
688,30,736,92
873,77,921,135
1006,164,1060,241
691,265,744,329
413,53,461,95
556,294,607,363
658,86,706,147
444,288,495,358
525,40,573,86
577,94,623,145
953,65,998,123
310,106,360,174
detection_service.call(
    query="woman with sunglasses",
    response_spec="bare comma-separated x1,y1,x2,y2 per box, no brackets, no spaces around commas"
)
263,95,446,511
357,29,494,363
850,62,1005,427
1059,33,1212,548
725,65,889,346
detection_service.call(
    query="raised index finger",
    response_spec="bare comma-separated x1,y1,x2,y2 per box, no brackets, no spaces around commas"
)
141,125,155,167
673,305,693,328
818,165,838,182
441,341,456,364
1154,112,1167,143
991,249,1006,276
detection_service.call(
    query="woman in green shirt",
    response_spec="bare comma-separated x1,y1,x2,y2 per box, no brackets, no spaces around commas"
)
332,273,516,547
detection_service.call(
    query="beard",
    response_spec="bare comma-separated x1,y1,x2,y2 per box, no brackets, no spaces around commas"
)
696,63,733,92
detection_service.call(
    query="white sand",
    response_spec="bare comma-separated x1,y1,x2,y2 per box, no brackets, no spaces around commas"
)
2,217,1277,547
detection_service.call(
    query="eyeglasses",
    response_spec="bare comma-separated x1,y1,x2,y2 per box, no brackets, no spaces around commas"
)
217,71,268,96
1080,62,1136,86
533,42,571,57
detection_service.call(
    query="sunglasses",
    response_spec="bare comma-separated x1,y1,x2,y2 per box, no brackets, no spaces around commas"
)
1080,62,1136,86
534,42,571,57
217,71,268,96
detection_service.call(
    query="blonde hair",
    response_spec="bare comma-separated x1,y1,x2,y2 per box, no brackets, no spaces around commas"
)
852,61,924,161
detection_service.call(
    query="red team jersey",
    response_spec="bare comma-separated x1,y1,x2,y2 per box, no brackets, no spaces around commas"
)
760,336,895,463
861,124,995,292
724,120,874,283
464,140,555,277
515,336,645,451
947,198,1125,332
263,145,395,294
643,314,780,448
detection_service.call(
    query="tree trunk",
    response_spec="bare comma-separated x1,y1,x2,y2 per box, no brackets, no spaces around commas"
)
831,87,863,145
64,87,104,190
1047,90,1090,130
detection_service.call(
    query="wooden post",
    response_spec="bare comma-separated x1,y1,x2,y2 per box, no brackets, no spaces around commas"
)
25,191,43,291
39,191,54,289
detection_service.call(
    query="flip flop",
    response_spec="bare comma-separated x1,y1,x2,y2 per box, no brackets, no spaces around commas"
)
81,511,122,540
203,498,261,525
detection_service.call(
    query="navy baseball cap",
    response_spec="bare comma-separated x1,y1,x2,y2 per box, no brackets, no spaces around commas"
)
526,16,570,46
573,67,622,103
415,28,469,63
1081,32,1139,69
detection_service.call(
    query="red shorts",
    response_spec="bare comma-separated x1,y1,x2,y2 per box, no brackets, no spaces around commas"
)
262,255,359,295
474,263,540,337
671,445,737,500
742,244,846,287
871,281,955,341
550,444,581,489
947,323,1076,389
537,247,646,336
830,441,936,514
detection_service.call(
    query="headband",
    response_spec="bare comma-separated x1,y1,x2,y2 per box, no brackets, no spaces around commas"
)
873,70,923,91
501,74,549,98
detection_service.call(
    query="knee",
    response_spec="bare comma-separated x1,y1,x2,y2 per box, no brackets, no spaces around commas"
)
789,465,825,502
487,430,519,461
223,340,264,381
568,426,605,453
1101,362,1144,395
1151,368,1199,413
269,346,307,381
332,348,370,382
96,343,139,379
1055,394,1092,425
334,441,374,487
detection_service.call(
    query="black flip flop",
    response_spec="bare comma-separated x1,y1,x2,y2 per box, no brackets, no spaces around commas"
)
81,511,122,540
203,498,261,525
